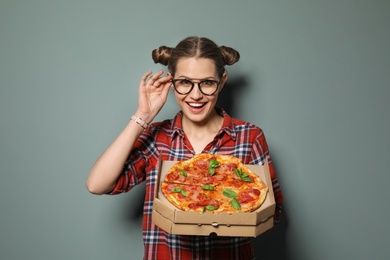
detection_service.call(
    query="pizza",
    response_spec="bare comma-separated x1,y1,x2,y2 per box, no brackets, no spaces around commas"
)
161,154,268,214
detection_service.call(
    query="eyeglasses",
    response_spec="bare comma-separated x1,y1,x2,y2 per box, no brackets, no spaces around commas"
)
171,78,220,96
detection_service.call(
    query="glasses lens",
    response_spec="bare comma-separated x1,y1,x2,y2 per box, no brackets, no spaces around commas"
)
199,80,219,95
173,79,193,94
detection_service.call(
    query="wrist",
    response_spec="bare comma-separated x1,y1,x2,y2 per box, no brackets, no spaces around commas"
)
134,109,155,125
131,115,149,130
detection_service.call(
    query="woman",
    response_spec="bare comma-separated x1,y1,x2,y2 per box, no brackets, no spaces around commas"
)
86,36,283,260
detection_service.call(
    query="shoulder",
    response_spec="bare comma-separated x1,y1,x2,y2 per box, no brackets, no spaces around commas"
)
218,107,265,140
231,117,264,134
142,119,173,137
218,107,262,131
134,119,173,149
149,119,173,130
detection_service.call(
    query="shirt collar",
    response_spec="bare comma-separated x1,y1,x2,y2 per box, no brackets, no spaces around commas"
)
171,111,185,140
170,107,237,141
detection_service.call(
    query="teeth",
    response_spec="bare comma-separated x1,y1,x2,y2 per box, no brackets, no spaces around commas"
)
189,103,204,107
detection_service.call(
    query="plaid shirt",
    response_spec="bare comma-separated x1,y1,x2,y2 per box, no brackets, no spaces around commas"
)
110,107,283,260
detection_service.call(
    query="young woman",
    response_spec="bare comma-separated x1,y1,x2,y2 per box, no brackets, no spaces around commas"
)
86,36,283,260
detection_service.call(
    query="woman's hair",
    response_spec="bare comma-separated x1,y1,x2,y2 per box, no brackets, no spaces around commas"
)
152,36,240,78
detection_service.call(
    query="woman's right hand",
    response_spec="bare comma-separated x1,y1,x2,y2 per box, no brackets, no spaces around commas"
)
86,70,172,195
135,70,172,123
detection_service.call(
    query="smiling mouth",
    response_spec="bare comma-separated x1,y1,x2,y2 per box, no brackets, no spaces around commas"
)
187,102,206,108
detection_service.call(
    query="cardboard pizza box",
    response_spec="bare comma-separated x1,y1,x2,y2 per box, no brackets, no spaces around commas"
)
152,158,276,237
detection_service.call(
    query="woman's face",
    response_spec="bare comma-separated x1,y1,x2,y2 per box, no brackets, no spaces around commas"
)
172,57,227,125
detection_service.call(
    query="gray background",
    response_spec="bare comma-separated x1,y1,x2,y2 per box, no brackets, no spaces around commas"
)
1,1,389,259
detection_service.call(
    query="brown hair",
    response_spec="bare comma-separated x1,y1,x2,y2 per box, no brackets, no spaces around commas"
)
152,36,240,78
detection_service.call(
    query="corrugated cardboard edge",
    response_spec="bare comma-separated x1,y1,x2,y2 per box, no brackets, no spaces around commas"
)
152,209,274,237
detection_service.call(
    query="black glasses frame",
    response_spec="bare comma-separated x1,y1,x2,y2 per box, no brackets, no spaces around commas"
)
171,79,220,96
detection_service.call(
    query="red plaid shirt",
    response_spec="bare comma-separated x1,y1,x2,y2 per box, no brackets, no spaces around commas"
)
110,108,283,260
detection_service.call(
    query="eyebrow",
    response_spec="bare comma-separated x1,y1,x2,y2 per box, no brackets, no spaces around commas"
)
175,76,218,80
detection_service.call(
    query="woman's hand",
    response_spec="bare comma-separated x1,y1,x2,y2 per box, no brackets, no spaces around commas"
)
136,70,172,123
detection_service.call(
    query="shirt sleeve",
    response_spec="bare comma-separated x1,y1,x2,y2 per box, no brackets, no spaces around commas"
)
250,130,284,225
109,132,152,195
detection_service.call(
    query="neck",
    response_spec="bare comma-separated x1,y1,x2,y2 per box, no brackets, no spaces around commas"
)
182,111,224,138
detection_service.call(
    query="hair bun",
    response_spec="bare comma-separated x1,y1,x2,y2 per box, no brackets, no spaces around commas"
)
152,46,172,66
219,46,240,66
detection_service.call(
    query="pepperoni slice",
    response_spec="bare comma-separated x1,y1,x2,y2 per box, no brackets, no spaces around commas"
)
195,193,211,206
228,179,243,188
184,185,201,192
237,191,255,204
247,188,261,197
187,176,200,185
163,184,175,194
177,175,186,183
178,193,189,200
221,163,237,171
208,199,222,209
188,203,203,209
213,173,227,182
188,199,221,210
195,159,209,170
166,172,179,182
201,176,214,184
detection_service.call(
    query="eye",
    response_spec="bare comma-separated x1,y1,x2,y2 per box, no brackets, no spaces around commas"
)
204,80,217,85
177,79,192,86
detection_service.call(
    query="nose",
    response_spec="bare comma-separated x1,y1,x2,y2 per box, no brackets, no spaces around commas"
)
189,83,203,99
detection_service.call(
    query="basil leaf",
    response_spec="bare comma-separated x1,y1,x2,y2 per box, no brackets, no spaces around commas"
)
202,184,214,191
242,177,254,182
179,170,187,177
172,187,188,197
208,159,220,175
205,205,216,211
234,168,253,182
172,187,183,193
209,158,220,168
223,189,237,199
231,198,241,210
180,190,188,197
234,168,242,178
208,167,215,176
